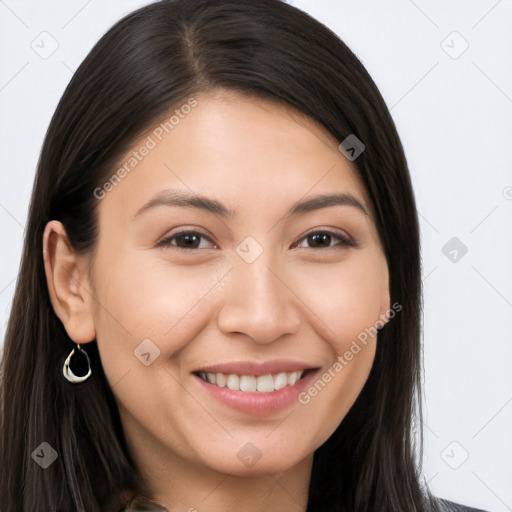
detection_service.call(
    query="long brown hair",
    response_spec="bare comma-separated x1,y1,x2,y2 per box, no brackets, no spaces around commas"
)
1,1,435,510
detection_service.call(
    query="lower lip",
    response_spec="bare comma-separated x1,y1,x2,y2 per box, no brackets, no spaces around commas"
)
192,370,318,415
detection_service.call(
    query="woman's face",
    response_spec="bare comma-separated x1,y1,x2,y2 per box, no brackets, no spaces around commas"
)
86,90,390,478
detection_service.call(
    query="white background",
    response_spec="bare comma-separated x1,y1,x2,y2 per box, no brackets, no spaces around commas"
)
0,1,511,510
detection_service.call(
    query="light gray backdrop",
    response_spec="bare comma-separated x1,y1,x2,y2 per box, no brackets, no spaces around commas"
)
0,1,511,510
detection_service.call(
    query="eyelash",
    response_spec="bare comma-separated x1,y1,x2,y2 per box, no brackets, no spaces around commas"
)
156,229,357,251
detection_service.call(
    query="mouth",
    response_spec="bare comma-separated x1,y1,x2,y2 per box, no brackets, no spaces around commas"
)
191,361,320,415
194,369,313,393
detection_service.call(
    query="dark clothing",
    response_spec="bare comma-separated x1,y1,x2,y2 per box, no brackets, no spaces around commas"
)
119,494,490,511
438,497,489,512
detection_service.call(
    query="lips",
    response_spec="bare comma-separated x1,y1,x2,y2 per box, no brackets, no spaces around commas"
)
190,360,320,412
191,361,320,415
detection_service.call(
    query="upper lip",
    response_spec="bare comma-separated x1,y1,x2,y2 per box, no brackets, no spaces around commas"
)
192,359,320,376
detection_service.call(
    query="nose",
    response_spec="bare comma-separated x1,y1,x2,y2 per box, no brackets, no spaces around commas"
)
217,254,302,344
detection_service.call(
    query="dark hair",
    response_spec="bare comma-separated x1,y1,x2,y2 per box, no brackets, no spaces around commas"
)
0,0,436,510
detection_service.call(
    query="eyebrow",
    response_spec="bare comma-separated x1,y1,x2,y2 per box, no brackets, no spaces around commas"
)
133,188,369,220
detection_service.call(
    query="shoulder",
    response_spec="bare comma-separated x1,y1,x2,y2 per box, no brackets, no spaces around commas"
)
436,497,490,512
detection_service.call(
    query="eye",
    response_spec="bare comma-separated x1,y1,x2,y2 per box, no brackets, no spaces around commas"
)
156,230,216,250
156,228,357,251
292,230,357,250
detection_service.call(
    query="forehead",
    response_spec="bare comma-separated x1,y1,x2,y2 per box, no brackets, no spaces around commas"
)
96,90,371,221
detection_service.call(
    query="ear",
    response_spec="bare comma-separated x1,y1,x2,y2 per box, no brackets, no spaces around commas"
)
42,220,96,344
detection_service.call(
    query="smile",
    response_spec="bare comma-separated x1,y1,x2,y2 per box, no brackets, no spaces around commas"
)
196,370,305,392
191,360,319,414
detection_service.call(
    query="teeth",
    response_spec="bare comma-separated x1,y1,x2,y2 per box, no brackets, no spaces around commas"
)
240,375,257,392
198,370,305,392
226,374,240,391
216,372,226,387
287,371,302,386
274,372,288,390
256,374,274,392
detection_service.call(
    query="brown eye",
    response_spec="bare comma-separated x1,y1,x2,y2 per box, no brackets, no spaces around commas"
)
157,230,216,250
293,230,357,250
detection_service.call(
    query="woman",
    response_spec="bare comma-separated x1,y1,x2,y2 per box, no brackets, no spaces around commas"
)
0,1,489,511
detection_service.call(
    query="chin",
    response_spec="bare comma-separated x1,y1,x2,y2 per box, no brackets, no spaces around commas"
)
199,442,312,477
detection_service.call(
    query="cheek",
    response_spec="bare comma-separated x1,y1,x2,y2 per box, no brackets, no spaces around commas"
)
294,254,387,354
90,252,224,379
290,255,385,429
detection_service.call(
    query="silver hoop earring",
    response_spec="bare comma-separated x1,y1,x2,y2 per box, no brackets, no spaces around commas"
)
63,343,92,384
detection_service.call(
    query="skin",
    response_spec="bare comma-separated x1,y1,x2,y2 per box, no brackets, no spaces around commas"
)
43,90,390,512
